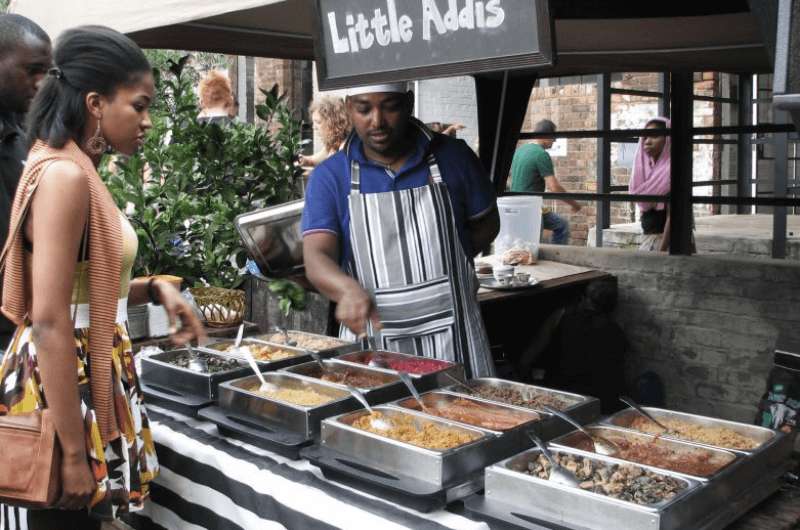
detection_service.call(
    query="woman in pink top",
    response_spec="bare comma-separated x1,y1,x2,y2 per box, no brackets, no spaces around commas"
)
629,117,671,251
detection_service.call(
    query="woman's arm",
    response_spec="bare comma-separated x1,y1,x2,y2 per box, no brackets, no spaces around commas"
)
128,278,206,346
27,161,97,510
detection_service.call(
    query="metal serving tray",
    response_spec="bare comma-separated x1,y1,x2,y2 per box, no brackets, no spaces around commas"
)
550,425,738,480
321,406,494,487
392,391,543,433
140,349,250,400
334,349,466,392
252,330,359,357
551,422,791,528
444,378,601,427
200,338,312,371
603,407,785,456
485,447,705,530
218,373,358,439
389,390,558,463
282,360,406,404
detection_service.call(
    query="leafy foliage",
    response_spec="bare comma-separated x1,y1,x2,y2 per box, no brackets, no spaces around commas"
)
105,56,305,302
268,279,308,316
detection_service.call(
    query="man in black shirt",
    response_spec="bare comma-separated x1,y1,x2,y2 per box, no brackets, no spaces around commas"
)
0,15,51,347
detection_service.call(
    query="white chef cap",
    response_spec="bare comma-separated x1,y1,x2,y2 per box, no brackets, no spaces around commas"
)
345,83,408,97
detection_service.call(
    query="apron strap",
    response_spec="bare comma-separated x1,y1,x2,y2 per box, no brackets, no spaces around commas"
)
348,136,443,194
426,154,443,185
349,159,361,193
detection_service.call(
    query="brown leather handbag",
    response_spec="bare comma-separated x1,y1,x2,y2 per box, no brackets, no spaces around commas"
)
0,409,62,508
0,164,82,508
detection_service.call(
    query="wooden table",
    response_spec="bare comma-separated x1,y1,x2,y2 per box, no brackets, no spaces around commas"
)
478,259,612,305
474,258,614,373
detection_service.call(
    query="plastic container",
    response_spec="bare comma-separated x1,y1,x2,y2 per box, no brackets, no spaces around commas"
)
494,196,543,257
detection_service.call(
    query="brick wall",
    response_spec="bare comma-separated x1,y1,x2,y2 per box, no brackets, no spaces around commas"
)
520,73,724,246
539,244,800,424
253,58,311,124
415,76,480,150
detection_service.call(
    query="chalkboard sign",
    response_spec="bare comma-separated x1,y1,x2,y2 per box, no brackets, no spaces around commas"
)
312,0,553,90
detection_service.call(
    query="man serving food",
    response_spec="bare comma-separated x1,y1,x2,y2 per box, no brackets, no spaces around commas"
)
302,83,499,377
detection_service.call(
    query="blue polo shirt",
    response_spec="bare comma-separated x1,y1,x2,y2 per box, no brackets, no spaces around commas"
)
302,128,496,266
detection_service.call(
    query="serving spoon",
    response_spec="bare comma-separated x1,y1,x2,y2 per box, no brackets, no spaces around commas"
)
347,387,391,431
240,346,277,393
543,406,620,456
526,431,580,488
395,371,435,415
185,342,209,373
305,348,330,374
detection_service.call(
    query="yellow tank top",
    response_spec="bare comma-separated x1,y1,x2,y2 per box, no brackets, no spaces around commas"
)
71,214,138,304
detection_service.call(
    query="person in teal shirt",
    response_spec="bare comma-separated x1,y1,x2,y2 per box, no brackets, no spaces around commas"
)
510,119,581,244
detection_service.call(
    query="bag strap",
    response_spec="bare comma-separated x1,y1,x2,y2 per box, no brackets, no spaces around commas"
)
0,159,56,275
0,158,89,326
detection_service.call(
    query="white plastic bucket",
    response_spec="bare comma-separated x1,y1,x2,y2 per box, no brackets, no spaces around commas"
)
494,196,543,257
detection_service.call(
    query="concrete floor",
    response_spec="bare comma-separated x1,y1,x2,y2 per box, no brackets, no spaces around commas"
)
589,214,800,260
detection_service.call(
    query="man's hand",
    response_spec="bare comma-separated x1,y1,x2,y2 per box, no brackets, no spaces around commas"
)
335,284,381,336
570,202,582,213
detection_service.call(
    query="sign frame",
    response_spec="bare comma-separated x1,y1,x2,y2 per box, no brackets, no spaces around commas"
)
311,0,554,90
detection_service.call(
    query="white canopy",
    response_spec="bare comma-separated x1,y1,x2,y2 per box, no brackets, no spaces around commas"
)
9,0,315,60
10,0,771,73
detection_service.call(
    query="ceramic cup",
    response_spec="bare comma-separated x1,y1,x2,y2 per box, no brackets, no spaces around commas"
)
514,272,531,285
493,265,514,286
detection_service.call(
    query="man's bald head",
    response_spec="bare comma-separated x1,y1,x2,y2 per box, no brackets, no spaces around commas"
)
0,14,51,114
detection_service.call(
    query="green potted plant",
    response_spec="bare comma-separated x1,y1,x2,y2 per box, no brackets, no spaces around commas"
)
105,55,307,329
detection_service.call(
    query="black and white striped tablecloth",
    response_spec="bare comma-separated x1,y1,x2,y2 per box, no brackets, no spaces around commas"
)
124,405,492,530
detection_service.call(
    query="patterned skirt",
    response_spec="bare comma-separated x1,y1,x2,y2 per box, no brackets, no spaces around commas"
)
0,322,158,520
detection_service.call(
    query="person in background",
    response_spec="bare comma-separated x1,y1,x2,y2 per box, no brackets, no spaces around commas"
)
302,83,499,378
629,117,671,251
510,119,582,245
0,14,51,351
197,70,235,125
298,95,351,171
427,121,466,138
0,26,205,529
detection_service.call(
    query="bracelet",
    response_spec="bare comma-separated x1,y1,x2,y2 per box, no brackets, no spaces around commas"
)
147,277,162,306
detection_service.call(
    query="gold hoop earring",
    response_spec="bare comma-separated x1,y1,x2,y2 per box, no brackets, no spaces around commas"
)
85,120,108,155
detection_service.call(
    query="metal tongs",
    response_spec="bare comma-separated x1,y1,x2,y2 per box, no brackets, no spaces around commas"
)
543,406,620,456
619,395,672,433
360,321,390,369
274,325,297,347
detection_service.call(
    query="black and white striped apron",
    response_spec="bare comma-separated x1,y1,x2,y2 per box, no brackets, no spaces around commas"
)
341,131,495,379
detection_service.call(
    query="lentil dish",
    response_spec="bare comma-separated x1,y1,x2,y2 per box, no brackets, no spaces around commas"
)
351,411,480,450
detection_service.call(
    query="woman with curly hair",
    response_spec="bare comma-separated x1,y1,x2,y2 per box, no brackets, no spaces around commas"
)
198,70,235,125
299,96,351,170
